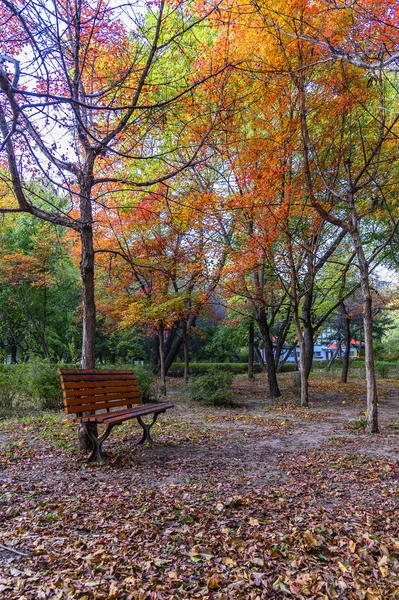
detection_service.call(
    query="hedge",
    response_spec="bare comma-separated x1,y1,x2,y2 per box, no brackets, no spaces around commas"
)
168,362,263,377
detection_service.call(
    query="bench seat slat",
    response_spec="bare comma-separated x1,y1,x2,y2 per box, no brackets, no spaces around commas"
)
63,391,141,407
103,403,174,426
64,398,141,414
73,407,145,423
73,403,174,423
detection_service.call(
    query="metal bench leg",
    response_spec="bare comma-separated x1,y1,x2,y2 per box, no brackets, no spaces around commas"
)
86,425,114,463
137,413,162,445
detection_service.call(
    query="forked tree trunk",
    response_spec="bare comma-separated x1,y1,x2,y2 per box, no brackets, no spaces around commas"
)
163,314,197,375
257,310,281,398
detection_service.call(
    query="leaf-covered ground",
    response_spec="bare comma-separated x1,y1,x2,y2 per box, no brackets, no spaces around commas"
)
1,372,399,599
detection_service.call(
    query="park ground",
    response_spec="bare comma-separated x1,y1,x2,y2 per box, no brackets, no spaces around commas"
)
1,371,399,599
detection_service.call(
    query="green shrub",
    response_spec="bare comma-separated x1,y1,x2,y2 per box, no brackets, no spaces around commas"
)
375,361,392,379
19,358,62,410
169,362,262,377
133,366,155,402
0,359,62,417
348,416,367,430
0,386,18,419
185,371,235,406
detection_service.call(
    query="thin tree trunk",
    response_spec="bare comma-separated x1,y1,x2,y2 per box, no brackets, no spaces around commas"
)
182,320,189,384
277,344,296,371
257,310,280,397
292,306,309,406
327,341,341,371
248,319,255,381
158,325,167,396
301,284,315,380
352,232,378,432
150,334,160,374
254,342,266,371
80,224,96,370
79,184,98,452
163,314,197,375
10,345,17,364
303,323,314,380
341,304,351,384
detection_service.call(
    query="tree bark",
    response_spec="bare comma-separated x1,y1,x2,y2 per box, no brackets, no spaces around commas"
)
163,314,197,375
277,345,295,372
78,178,98,452
80,224,96,370
327,341,341,371
150,334,160,374
341,303,351,384
257,309,281,398
10,345,17,364
182,319,189,383
254,342,266,371
352,232,378,432
248,319,254,381
292,304,309,406
158,325,167,396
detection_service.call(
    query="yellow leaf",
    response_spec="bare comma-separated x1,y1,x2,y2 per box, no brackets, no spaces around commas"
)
338,562,348,573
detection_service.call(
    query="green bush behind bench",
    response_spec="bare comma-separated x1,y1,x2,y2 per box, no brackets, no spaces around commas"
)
0,360,155,419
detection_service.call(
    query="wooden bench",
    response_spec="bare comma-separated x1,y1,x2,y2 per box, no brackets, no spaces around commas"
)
58,369,174,463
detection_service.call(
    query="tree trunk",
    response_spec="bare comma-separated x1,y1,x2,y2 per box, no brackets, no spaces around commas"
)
10,345,17,364
80,223,96,370
274,306,291,365
254,342,266,371
182,320,189,383
352,232,378,432
257,310,280,398
277,344,295,371
150,334,160,374
163,314,197,375
302,290,314,380
248,319,255,381
341,304,351,384
78,184,98,453
292,306,309,406
327,341,341,371
158,325,167,396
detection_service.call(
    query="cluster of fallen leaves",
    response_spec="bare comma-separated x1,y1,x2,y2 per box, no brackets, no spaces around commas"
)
1,379,399,599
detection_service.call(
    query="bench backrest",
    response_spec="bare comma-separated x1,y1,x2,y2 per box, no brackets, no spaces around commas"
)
58,369,142,417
